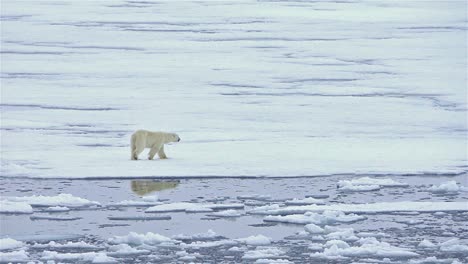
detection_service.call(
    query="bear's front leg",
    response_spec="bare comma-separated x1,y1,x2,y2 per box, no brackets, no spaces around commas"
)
148,144,161,160
158,145,168,159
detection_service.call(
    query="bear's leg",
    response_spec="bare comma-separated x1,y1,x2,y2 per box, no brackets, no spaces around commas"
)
133,137,146,160
158,145,167,159
148,144,161,160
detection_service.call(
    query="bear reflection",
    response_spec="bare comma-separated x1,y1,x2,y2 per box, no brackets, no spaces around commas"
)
131,180,179,196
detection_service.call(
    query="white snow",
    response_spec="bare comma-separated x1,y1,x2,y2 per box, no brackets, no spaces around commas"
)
304,224,325,234
1,1,466,179
107,244,150,256
172,229,221,241
311,237,419,259
418,239,437,249
43,206,70,212
0,250,29,262
208,209,243,218
2,193,100,208
285,197,325,205
243,247,286,260
0,238,24,251
31,241,99,249
108,232,173,246
439,238,468,253
264,210,366,225
42,251,116,263
337,177,408,192
145,202,243,213
428,181,468,193
255,259,293,264
0,200,33,214
257,202,468,215
237,235,272,246
182,239,237,249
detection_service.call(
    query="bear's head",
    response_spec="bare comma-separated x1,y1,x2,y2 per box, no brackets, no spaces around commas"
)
168,133,181,143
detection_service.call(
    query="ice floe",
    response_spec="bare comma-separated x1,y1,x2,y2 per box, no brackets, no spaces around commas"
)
428,181,468,194
0,238,24,251
145,202,244,213
257,202,468,215
42,206,70,212
304,224,325,234
108,232,174,246
0,201,33,214
439,238,468,253
242,247,286,260
264,210,366,225
236,235,272,246
207,209,243,218
31,241,99,250
41,251,116,263
337,177,408,192
107,244,150,256
30,215,82,221
284,197,325,205
172,229,222,241
311,237,419,259
2,193,100,208
0,250,29,262
255,259,293,264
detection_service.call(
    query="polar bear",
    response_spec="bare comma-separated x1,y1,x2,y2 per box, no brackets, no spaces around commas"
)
131,130,180,160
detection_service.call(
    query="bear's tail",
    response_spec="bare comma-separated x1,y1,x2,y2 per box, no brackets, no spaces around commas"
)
130,133,137,160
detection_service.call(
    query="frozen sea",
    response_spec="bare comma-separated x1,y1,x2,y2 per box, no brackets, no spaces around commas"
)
1,0,467,263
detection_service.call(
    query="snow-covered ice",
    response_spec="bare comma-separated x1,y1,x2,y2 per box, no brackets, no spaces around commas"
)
428,181,468,194
0,238,24,251
264,210,366,225
236,235,272,246
257,201,468,215
1,1,466,179
108,232,173,246
2,193,100,208
0,250,29,262
0,201,33,214
1,0,467,263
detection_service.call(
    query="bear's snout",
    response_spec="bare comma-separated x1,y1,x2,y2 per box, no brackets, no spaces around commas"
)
177,137,181,142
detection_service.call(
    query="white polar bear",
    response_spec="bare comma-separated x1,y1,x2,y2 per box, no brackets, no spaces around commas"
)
131,130,180,160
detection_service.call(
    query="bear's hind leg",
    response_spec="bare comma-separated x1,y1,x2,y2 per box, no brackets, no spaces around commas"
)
148,144,161,160
132,137,146,160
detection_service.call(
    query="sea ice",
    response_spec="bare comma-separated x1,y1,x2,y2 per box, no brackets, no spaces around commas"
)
237,235,272,246
258,202,468,215
0,250,29,262
108,232,173,246
145,202,244,213
0,238,24,251
264,210,366,225
337,177,408,192
428,181,468,193
242,247,286,260
284,197,325,205
0,201,33,214
3,193,100,208
207,209,243,218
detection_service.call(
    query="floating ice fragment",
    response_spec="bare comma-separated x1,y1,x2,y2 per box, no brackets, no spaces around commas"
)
108,232,173,246
0,201,33,214
242,247,285,260
285,197,325,205
0,250,29,262
0,238,24,251
428,181,467,193
3,193,100,208
264,210,366,225
237,235,271,246
208,209,243,217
